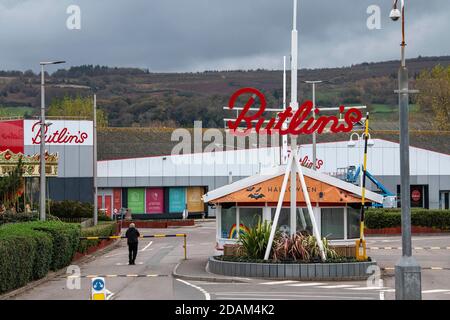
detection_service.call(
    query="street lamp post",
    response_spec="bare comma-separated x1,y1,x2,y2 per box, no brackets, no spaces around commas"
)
304,80,322,170
93,93,98,226
39,60,65,221
390,0,422,300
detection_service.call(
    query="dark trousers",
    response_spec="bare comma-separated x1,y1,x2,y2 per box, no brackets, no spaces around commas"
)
128,243,138,263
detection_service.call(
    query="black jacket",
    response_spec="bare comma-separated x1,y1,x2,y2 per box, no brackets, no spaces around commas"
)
126,227,140,244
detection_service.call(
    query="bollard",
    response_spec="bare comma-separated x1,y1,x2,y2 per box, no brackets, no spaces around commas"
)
91,277,106,300
184,234,187,260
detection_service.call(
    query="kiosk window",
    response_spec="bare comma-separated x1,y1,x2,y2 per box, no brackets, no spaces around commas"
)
221,207,237,239
347,207,360,239
239,208,263,233
321,208,344,240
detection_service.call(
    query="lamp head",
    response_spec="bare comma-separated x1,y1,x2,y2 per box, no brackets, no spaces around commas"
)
390,8,401,21
390,0,402,21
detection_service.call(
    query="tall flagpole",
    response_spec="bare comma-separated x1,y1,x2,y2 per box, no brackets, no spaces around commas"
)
263,0,325,261
289,0,298,236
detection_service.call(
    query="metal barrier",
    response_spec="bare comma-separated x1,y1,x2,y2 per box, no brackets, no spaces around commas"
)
79,234,188,259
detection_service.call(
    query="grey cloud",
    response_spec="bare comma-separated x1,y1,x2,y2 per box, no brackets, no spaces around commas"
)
0,0,448,72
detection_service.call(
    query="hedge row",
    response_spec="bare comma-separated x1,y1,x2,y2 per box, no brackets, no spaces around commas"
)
50,200,94,219
0,221,118,294
0,221,80,294
0,211,61,225
365,208,450,230
78,222,118,253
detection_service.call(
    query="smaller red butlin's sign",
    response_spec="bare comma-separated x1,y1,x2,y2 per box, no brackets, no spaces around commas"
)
299,155,323,170
227,87,363,136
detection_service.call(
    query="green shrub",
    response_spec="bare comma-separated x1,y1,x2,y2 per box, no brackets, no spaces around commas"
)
78,222,118,253
365,208,450,230
0,222,55,294
0,235,34,293
50,200,94,219
0,211,61,226
24,221,80,270
238,219,273,259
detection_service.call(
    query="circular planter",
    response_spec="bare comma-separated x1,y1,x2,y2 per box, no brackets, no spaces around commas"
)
208,256,377,281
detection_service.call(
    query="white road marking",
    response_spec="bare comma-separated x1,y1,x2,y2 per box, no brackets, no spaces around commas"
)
422,289,450,293
317,284,358,289
216,293,375,300
176,279,211,300
262,280,299,285
430,267,443,270
415,247,423,250
141,241,153,251
218,297,286,300
379,290,385,300
105,289,114,300
346,286,391,291
287,282,325,287
430,247,441,250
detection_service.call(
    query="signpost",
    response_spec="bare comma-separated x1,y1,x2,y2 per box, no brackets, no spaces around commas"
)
91,277,106,300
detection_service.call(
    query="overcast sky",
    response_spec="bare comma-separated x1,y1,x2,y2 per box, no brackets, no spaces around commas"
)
0,0,449,72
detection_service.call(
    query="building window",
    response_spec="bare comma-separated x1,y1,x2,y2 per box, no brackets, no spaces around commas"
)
347,207,360,239
440,191,450,210
221,207,237,239
297,207,313,235
271,208,291,234
321,208,344,240
239,208,263,234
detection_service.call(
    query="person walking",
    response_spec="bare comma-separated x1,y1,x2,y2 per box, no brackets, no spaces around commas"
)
125,223,140,265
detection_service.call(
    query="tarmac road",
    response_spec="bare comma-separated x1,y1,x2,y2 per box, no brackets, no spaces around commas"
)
8,220,450,300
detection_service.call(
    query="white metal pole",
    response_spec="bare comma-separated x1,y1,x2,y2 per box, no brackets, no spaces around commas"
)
93,94,98,225
281,56,288,165
294,154,326,261
312,82,316,170
39,65,46,221
264,154,293,260
289,0,299,235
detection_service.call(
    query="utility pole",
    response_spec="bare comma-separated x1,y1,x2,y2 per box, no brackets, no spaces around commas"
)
390,0,421,300
39,60,65,221
40,64,46,221
93,93,98,226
